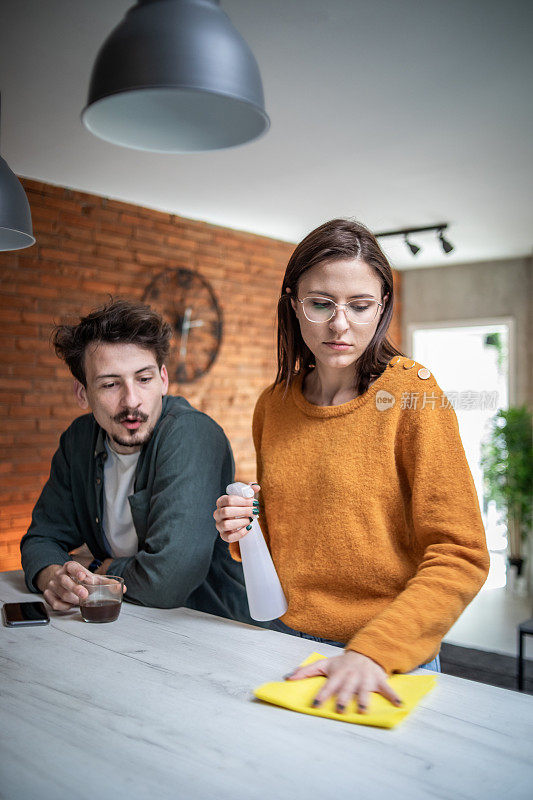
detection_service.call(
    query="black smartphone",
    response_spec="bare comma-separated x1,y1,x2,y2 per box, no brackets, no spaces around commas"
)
2,601,50,627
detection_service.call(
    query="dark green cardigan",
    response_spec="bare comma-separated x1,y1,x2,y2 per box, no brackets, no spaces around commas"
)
21,395,255,624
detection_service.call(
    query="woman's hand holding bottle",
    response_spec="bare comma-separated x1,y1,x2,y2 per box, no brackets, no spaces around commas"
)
286,650,403,715
214,483,261,542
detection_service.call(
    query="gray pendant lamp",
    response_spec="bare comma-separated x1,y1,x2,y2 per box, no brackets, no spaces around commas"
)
0,95,35,251
81,0,270,153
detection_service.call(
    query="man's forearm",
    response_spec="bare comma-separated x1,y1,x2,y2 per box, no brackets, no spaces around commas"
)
35,564,61,593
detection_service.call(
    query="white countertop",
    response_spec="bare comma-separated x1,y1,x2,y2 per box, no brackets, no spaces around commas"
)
1,570,532,800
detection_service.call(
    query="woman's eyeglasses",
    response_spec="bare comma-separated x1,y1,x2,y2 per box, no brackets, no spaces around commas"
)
298,296,383,325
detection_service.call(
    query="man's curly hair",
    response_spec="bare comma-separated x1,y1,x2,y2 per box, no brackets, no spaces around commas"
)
52,299,172,386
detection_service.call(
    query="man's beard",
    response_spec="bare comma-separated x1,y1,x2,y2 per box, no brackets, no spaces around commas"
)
111,409,153,449
110,425,155,449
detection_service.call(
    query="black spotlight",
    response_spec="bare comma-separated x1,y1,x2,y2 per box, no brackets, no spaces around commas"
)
438,229,454,254
404,234,420,256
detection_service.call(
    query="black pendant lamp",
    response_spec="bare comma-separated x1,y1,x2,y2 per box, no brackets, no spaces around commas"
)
81,0,270,153
0,95,35,251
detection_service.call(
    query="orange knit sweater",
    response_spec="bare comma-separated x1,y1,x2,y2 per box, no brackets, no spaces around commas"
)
231,357,490,673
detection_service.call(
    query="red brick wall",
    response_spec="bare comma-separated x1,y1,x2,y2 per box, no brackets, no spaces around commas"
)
0,179,402,572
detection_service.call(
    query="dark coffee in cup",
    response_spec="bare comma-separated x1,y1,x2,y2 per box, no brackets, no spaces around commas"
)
80,599,121,623
77,575,124,623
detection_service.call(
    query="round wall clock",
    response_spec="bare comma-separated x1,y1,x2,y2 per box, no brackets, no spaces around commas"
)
142,267,223,383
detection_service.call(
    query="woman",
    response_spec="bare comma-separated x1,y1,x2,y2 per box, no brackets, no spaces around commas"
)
214,219,489,714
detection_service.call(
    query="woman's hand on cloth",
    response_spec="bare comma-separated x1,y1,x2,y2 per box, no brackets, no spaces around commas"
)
214,483,261,542
286,650,403,714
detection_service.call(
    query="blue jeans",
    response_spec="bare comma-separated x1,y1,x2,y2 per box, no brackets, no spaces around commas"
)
269,618,441,672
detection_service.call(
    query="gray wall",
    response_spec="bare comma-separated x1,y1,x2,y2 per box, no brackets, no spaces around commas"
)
401,256,532,408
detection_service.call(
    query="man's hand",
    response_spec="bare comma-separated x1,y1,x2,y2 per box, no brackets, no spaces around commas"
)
37,560,126,610
36,561,92,611
286,650,403,714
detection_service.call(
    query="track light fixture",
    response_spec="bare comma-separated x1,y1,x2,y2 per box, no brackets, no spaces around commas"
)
438,227,454,254
404,234,420,256
376,223,454,257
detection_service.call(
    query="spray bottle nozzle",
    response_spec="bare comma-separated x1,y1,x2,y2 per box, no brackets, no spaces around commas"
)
227,482,255,499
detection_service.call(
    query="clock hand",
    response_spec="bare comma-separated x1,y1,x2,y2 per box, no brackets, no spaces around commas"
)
179,307,204,358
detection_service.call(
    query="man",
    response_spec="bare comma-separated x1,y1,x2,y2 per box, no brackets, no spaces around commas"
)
20,299,253,623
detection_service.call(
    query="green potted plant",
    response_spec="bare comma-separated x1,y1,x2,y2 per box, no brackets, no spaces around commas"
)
481,406,533,578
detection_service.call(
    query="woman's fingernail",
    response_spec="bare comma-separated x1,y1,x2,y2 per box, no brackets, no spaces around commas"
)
246,524,252,531
253,509,259,515
283,673,294,680
311,699,321,708
336,704,345,714
358,705,367,713
249,517,253,522
253,500,260,507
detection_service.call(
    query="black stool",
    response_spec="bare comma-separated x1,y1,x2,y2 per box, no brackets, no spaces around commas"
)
517,618,533,691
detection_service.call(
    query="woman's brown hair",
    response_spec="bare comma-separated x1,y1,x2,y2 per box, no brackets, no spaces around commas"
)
52,299,172,387
275,218,404,396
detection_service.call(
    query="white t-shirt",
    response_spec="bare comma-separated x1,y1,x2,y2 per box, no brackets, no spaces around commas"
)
102,439,141,558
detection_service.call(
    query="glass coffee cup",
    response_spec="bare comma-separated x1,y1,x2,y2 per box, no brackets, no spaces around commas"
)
78,574,125,623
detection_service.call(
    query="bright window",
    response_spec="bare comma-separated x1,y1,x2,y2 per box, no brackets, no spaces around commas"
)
410,321,512,590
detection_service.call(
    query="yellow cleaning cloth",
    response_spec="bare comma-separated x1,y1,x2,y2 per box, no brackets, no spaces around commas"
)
254,653,437,729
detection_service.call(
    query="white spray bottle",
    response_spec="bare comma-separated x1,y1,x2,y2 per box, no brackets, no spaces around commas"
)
226,482,288,621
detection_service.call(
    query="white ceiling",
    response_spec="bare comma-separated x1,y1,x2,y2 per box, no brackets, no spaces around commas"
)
1,0,532,268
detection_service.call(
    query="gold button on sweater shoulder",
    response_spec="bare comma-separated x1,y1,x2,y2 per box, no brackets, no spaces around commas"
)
231,362,489,674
